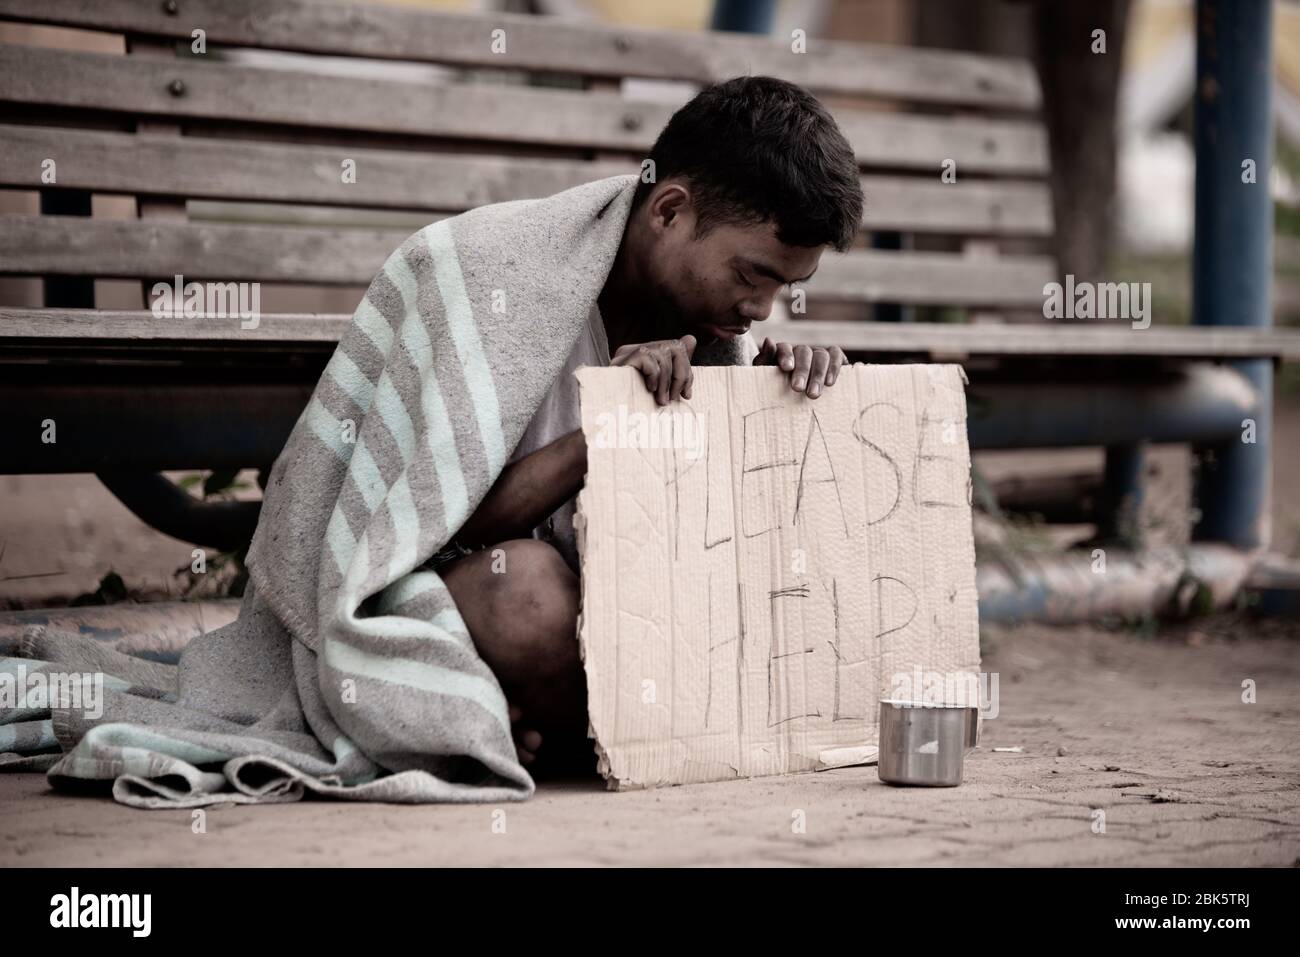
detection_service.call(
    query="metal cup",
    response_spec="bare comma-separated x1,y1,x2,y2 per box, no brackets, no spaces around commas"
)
877,699,975,787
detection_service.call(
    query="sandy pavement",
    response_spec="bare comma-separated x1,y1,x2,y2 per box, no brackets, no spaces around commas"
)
2,617,1296,867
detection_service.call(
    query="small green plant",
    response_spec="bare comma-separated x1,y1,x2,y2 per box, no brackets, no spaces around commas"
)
173,470,252,599
70,570,129,606
1120,609,1159,640
177,469,249,498
173,547,248,599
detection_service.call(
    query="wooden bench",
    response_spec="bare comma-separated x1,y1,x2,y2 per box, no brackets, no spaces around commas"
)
1,0,1295,542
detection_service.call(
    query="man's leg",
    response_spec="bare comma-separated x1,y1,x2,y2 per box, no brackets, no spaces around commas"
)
440,538,590,770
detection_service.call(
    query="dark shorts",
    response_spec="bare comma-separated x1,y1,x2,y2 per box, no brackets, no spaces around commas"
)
420,539,483,573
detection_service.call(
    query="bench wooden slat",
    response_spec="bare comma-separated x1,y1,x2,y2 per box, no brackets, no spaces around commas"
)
0,123,622,213
0,0,1040,109
5,309,1298,360
810,251,1053,307
0,125,1054,236
0,215,399,285
0,216,1055,307
853,176,1052,234
758,319,1300,360
0,308,347,343
0,44,1050,175
823,111,1047,177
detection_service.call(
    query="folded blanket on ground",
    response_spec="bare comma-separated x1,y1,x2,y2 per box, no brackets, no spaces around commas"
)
0,174,756,807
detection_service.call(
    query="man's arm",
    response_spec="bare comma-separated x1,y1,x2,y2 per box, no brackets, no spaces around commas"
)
452,330,842,547
453,429,587,548
454,335,696,546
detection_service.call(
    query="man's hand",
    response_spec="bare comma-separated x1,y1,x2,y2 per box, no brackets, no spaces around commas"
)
754,337,846,399
611,334,696,406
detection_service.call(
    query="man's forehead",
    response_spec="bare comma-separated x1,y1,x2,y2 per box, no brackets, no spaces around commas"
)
725,226,822,282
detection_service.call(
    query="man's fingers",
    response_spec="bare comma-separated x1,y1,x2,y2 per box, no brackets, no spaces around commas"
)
610,343,637,365
677,336,696,401
790,344,813,392
754,336,776,365
826,347,845,386
644,352,664,403
806,348,831,399
670,341,692,402
777,341,796,373
628,348,661,399
654,347,673,405
612,338,698,404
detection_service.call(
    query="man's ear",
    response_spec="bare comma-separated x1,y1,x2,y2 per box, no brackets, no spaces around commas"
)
648,182,692,236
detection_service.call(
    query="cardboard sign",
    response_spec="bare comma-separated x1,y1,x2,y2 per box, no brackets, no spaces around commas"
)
575,364,980,789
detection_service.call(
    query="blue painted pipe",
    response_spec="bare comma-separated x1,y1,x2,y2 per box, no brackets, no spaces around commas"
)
976,543,1251,624
1191,0,1274,550
966,364,1258,449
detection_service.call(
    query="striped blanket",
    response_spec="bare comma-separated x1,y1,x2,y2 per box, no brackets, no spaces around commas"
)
0,174,754,807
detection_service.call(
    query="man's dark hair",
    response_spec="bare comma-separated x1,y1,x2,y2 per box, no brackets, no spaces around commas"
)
631,75,864,252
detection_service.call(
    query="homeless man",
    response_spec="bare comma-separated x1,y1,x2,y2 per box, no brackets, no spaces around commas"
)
0,75,866,803
420,76,866,772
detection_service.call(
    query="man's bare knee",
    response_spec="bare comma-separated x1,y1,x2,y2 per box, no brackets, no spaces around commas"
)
445,539,578,680
489,539,578,650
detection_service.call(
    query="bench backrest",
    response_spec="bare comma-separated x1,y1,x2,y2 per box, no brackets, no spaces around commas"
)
0,0,1054,322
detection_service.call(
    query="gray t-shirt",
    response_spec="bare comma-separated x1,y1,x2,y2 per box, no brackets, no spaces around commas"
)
507,303,610,570
506,309,758,570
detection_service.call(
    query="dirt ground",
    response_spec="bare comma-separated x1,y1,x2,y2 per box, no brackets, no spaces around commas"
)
2,617,1296,867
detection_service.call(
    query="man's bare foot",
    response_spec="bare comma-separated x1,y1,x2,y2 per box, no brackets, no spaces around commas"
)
509,704,543,765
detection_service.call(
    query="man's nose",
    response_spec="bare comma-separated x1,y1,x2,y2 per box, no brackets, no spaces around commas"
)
738,294,775,322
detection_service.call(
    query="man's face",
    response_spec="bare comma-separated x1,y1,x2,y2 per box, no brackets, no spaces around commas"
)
637,185,825,342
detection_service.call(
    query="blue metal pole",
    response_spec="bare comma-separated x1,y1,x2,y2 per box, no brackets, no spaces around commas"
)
710,0,777,34
1191,0,1274,550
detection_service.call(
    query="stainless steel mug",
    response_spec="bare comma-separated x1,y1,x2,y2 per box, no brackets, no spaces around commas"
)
877,699,975,787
